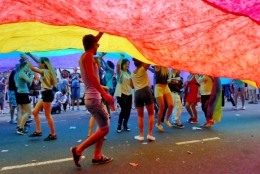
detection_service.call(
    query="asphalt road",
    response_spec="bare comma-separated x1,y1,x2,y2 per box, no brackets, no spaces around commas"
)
0,100,260,174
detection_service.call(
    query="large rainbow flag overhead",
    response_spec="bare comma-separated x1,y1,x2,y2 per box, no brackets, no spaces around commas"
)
0,0,259,87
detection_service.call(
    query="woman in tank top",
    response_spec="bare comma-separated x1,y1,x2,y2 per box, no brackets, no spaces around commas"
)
21,52,58,141
154,66,174,132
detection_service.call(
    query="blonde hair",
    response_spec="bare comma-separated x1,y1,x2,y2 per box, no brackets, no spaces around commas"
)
160,67,169,77
40,57,57,87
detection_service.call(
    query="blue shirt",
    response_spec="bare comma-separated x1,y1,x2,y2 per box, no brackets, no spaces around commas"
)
58,79,68,93
69,73,81,88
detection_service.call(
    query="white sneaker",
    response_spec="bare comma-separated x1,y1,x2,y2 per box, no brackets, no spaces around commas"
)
241,106,246,110
147,135,155,141
232,106,238,110
134,135,144,141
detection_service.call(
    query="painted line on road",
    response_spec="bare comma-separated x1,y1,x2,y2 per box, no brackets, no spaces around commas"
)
176,137,220,145
1,156,85,171
202,137,220,141
42,120,66,123
176,140,201,145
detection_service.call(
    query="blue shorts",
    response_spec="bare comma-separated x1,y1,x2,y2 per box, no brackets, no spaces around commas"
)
8,90,17,107
85,98,109,129
71,87,80,99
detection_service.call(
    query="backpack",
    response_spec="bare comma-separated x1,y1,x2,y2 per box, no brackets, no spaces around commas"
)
101,74,113,86
71,73,80,87
71,79,79,87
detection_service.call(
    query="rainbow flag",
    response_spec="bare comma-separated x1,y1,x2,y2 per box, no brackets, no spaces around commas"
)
207,77,222,122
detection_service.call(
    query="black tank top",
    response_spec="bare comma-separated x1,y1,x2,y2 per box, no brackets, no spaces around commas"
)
30,80,41,90
155,68,168,84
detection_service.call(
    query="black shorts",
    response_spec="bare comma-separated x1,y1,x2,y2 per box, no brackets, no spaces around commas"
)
16,93,30,105
135,86,154,107
41,90,54,102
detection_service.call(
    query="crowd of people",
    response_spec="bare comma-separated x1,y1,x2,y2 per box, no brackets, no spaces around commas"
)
0,32,259,169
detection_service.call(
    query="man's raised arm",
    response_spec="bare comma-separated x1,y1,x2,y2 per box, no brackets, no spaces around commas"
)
95,32,104,42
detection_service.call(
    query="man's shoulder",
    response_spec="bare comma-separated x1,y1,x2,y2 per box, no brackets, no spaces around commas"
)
81,53,95,65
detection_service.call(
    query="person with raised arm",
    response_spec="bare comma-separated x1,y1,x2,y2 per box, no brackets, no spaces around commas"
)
70,32,114,169
130,58,155,141
14,61,34,135
100,52,115,95
21,53,58,141
114,53,133,133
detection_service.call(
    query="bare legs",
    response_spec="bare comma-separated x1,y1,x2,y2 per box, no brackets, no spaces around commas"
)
18,104,31,129
156,92,174,126
88,116,95,137
136,103,154,136
76,127,109,159
32,99,56,136
72,99,80,110
234,88,245,108
185,102,198,121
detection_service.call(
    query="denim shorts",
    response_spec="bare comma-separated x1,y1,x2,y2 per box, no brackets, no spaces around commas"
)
71,87,80,99
85,98,109,129
8,90,17,107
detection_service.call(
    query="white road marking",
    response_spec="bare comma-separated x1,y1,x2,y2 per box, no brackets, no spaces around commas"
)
176,137,220,145
1,156,85,171
42,120,66,123
176,140,201,145
202,137,220,141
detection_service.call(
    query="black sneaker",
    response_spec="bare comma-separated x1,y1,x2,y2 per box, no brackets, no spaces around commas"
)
29,131,42,137
70,147,82,169
117,125,121,133
44,134,57,141
26,118,33,123
92,155,113,165
17,128,28,135
173,123,185,129
123,126,131,131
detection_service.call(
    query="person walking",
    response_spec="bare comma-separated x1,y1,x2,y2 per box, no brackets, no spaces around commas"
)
70,32,114,168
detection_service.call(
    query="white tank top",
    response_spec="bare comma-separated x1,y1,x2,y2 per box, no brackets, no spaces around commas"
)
79,54,102,100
